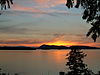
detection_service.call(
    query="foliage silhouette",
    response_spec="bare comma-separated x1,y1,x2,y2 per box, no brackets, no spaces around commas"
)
66,0,100,42
0,0,13,10
66,48,94,75
0,68,18,75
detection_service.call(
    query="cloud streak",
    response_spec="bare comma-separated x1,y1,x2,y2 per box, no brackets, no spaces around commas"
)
0,39,99,47
0,33,99,47
0,0,99,47
34,0,65,8
8,0,81,17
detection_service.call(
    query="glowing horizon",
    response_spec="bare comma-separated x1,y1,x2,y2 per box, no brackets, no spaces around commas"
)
0,39,100,47
46,40,78,46
0,0,100,48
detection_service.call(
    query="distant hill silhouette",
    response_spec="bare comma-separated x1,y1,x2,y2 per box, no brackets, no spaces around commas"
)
38,44,69,49
70,46,100,49
0,46,36,50
0,45,100,50
38,44,100,50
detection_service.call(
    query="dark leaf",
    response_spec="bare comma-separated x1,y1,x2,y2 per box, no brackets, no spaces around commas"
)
82,10,89,19
91,33,97,42
75,0,80,8
86,27,94,37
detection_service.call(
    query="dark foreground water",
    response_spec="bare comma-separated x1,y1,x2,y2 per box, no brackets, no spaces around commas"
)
0,49,100,75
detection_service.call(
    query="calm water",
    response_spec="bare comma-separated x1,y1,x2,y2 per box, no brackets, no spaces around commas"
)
0,49,100,75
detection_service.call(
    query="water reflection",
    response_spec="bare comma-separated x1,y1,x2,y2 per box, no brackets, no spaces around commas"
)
0,50,99,75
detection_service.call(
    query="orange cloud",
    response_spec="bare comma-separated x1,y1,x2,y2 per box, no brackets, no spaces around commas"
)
0,40,100,47
0,36,100,47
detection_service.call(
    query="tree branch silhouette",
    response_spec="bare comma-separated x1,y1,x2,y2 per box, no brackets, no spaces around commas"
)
0,0,13,11
66,0,100,42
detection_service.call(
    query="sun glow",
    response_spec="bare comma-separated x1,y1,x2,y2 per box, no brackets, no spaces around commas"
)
46,40,78,46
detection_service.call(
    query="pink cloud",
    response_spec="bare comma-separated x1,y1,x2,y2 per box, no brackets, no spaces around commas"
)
12,4,41,12
33,0,66,8
9,0,80,17
12,0,66,9
10,3,50,17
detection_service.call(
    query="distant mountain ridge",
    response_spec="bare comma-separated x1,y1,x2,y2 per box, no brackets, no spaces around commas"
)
38,45,100,49
70,45,100,49
0,45,100,50
0,46,36,50
38,44,69,49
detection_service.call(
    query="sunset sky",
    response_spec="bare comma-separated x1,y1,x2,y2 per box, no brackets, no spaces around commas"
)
0,0,100,47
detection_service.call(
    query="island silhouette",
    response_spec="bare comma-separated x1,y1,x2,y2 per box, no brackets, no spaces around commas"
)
0,44,100,50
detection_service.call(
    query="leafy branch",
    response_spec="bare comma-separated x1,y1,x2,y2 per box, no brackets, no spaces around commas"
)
66,0,100,42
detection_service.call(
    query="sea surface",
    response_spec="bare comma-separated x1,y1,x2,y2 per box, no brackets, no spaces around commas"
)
0,49,100,75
